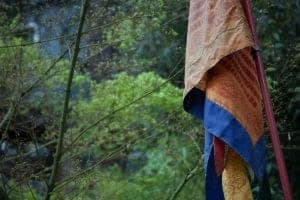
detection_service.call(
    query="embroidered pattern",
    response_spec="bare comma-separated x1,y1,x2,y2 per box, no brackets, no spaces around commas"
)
203,47,263,143
222,148,253,200
184,0,253,97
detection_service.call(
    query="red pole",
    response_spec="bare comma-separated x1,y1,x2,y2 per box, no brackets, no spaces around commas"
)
241,1,293,199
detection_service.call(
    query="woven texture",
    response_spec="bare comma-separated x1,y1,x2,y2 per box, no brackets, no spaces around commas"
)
184,0,266,199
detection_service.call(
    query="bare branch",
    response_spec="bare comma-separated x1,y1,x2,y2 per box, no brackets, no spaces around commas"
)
44,0,90,199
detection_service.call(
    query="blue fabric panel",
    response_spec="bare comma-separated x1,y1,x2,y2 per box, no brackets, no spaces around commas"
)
184,87,265,179
183,87,205,119
205,139,225,200
204,130,213,168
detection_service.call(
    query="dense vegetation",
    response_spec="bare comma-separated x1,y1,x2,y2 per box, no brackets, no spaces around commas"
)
0,0,299,199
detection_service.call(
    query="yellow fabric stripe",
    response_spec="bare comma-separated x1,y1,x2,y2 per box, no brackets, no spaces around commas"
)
222,148,253,200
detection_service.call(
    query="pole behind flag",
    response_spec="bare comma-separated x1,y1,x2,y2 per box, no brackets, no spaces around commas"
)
241,0,293,199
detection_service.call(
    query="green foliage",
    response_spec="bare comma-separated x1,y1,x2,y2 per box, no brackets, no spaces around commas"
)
88,0,188,80
0,38,39,92
48,70,203,200
68,71,198,159
62,135,204,200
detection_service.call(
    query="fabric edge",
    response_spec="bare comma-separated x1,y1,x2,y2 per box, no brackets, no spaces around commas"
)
183,44,254,98
183,87,265,180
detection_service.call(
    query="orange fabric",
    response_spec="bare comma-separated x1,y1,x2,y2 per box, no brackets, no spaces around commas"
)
222,148,253,200
184,0,254,97
202,47,263,143
184,0,263,143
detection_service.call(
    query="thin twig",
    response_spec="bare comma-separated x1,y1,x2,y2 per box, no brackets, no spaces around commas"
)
0,15,141,49
169,159,202,200
0,107,13,131
0,9,187,49
26,183,37,200
0,49,67,141
169,134,203,200
20,50,68,98
44,0,90,199
0,140,57,164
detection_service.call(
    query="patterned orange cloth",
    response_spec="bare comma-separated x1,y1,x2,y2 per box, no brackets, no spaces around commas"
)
222,148,253,200
184,0,254,97
201,47,263,144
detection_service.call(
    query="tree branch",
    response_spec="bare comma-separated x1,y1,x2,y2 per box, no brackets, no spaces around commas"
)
169,134,203,200
44,0,90,199
169,159,202,200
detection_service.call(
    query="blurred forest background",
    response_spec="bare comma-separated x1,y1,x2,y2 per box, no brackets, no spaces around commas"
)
0,0,299,199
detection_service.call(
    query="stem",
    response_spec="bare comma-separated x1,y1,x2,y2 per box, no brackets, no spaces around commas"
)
20,50,68,99
44,0,90,199
169,159,201,200
0,107,13,133
0,186,10,200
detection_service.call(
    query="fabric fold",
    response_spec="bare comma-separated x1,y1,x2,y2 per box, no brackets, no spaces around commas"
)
183,0,266,199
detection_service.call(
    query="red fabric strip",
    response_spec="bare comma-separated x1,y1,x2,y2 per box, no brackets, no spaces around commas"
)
213,136,225,176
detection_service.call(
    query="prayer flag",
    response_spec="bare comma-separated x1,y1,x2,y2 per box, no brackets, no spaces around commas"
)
183,0,265,199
